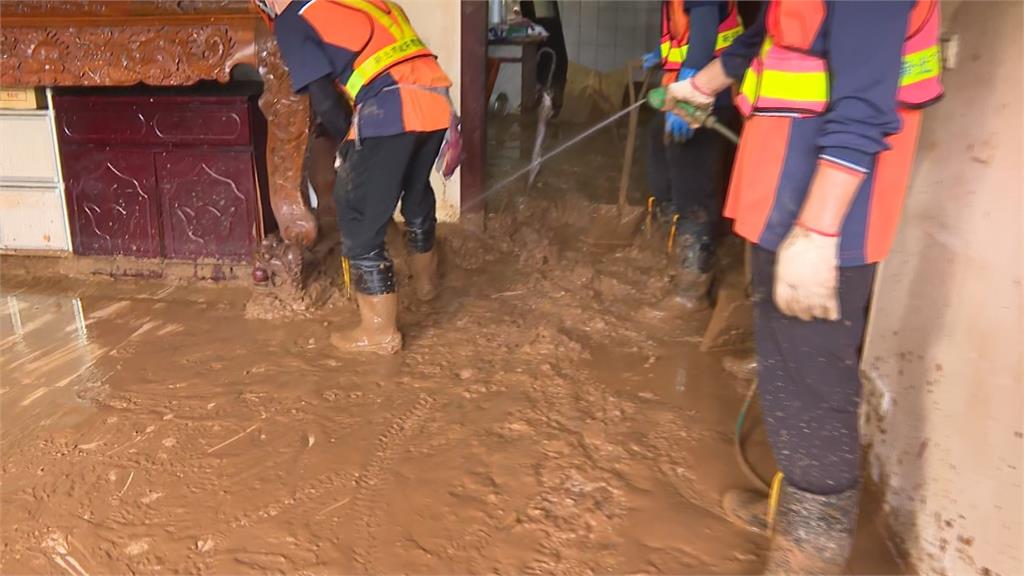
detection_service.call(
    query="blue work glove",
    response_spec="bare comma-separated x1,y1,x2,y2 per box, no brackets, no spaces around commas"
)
665,67,700,142
665,111,692,142
642,49,662,71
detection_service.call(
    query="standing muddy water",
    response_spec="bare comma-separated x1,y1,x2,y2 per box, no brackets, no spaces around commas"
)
2,119,904,574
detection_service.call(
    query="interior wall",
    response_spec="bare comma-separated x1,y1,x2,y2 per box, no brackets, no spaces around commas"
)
560,0,659,73
399,0,462,221
861,2,1023,575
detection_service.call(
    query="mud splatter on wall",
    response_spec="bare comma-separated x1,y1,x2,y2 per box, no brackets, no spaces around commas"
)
862,2,1023,575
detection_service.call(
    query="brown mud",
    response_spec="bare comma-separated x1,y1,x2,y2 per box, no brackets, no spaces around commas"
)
1,116,906,575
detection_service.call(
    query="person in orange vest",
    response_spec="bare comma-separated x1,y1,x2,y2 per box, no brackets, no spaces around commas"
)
642,1,744,315
256,0,456,354
663,0,942,572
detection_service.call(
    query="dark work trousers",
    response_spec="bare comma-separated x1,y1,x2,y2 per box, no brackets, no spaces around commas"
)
644,111,730,225
751,245,877,495
335,130,446,259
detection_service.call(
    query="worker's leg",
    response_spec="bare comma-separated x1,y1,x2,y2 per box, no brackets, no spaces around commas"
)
669,127,724,275
644,113,676,222
751,245,876,573
398,129,446,301
331,133,419,353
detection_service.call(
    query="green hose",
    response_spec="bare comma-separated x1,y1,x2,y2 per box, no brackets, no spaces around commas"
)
646,87,740,145
735,380,771,493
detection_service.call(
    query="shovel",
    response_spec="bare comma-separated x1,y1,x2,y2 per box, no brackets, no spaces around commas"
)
583,61,651,245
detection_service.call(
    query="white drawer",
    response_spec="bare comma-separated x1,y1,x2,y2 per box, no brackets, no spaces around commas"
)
0,112,59,184
0,186,69,252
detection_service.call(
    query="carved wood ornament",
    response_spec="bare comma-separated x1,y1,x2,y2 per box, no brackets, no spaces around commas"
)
0,0,317,250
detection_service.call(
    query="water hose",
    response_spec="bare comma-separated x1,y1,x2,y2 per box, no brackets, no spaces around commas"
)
734,380,771,493
645,87,739,144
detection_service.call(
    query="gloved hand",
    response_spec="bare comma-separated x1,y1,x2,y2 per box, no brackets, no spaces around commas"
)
664,67,701,141
665,67,715,129
664,111,692,142
642,50,662,71
773,225,840,321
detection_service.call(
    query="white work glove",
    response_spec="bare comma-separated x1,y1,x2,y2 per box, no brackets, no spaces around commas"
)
664,77,716,128
773,225,840,322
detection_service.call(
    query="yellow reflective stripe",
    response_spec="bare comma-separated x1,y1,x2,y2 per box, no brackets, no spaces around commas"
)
739,66,758,101
331,0,428,98
758,69,828,102
663,44,687,64
663,18,743,66
715,25,743,51
345,36,426,96
900,44,941,87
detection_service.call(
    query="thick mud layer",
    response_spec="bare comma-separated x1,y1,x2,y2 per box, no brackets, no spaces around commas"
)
1,117,905,575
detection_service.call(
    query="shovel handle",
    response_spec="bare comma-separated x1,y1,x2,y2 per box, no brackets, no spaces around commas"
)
618,62,642,211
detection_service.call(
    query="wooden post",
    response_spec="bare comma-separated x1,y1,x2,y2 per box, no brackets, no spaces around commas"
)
459,0,487,229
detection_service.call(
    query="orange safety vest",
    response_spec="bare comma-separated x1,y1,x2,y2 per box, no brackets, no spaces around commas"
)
332,0,435,100
735,0,943,117
660,1,744,72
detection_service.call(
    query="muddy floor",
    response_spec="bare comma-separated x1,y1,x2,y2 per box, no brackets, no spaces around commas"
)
1,115,906,575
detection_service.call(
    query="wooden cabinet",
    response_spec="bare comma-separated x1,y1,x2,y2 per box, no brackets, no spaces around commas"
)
60,148,161,258
53,93,265,262
156,151,259,261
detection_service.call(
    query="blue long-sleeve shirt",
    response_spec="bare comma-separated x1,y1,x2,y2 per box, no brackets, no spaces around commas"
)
682,0,735,109
681,1,725,70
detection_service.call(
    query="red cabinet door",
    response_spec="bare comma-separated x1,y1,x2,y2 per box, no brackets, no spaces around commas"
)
61,149,161,258
156,151,259,261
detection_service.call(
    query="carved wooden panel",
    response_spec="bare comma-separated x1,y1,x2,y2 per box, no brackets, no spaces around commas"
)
55,95,251,146
0,1,252,18
1,25,247,87
257,33,316,248
55,98,149,145
156,151,258,261
61,149,161,258
152,104,248,145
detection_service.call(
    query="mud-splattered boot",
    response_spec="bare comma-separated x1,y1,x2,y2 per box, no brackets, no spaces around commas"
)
407,251,438,301
405,215,439,301
331,292,402,354
723,352,758,381
646,198,678,230
764,482,859,575
721,489,769,535
640,221,715,319
332,251,402,354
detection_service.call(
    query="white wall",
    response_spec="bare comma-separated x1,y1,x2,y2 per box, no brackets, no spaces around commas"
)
861,2,1023,575
561,0,659,73
402,0,462,221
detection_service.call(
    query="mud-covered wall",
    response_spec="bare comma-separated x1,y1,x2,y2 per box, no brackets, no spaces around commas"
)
402,0,462,221
861,2,1023,575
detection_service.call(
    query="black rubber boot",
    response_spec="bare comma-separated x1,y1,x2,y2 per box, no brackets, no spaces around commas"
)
639,217,715,320
404,215,437,254
764,482,859,575
348,249,396,296
669,215,715,305
648,198,678,228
